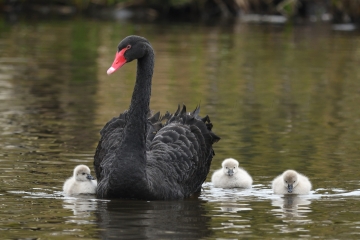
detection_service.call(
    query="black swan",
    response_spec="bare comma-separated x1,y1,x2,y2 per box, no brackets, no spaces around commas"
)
94,35,220,200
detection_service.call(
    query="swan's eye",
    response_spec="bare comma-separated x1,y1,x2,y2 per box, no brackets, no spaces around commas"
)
285,180,288,183
293,181,295,183
82,172,86,175
126,45,131,50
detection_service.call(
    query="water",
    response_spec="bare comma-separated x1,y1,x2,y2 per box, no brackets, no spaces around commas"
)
0,17,360,239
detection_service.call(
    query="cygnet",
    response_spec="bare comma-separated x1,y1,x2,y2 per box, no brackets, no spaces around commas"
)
63,165,97,195
272,169,311,195
211,158,253,188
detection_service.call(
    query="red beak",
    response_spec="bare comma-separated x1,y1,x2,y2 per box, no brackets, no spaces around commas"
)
107,48,127,75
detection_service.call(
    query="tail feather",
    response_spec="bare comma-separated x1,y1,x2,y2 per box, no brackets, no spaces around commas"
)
180,105,187,116
192,105,200,116
149,111,161,124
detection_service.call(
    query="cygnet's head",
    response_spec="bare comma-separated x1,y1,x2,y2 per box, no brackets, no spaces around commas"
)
282,170,298,193
73,165,95,182
222,158,239,176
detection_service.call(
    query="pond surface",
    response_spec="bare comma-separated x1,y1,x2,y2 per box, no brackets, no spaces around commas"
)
0,17,360,239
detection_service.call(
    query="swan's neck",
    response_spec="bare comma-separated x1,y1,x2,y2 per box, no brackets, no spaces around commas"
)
122,50,154,151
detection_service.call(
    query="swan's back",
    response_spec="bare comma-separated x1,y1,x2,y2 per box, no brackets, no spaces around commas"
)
94,105,220,199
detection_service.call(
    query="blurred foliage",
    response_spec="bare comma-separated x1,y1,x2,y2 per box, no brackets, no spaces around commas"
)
2,0,360,22
331,0,360,23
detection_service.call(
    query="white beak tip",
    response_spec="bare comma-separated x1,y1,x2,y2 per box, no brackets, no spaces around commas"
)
107,67,115,75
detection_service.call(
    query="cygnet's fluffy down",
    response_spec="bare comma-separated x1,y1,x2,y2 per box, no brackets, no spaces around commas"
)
211,158,253,188
272,169,311,195
63,165,97,195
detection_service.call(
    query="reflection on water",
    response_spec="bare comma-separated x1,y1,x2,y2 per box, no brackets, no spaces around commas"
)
271,195,312,234
271,195,312,218
63,196,99,218
95,199,212,239
218,202,252,213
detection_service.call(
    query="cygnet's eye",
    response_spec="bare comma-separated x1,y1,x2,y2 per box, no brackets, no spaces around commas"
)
285,180,288,183
82,172,86,175
293,181,295,183
233,167,235,169
225,167,228,169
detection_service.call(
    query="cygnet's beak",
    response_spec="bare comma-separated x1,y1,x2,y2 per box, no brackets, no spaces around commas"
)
227,169,234,176
87,174,95,180
287,184,293,193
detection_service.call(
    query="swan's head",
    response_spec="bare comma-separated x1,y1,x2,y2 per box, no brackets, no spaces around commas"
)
107,35,152,75
282,170,298,193
73,165,95,182
221,158,239,176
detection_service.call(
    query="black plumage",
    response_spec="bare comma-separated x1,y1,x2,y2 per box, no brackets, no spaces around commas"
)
94,35,220,200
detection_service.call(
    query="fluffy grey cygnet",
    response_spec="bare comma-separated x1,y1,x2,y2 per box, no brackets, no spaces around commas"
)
211,158,253,188
272,169,312,195
63,165,97,195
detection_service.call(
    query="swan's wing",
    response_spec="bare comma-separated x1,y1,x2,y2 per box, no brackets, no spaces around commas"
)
146,111,164,148
146,105,220,198
94,111,128,180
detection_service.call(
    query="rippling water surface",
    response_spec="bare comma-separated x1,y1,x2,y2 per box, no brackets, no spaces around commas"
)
0,18,360,239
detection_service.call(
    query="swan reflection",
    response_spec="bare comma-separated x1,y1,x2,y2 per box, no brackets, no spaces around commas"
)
62,195,98,220
215,201,252,213
95,199,212,239
271,195,312,218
